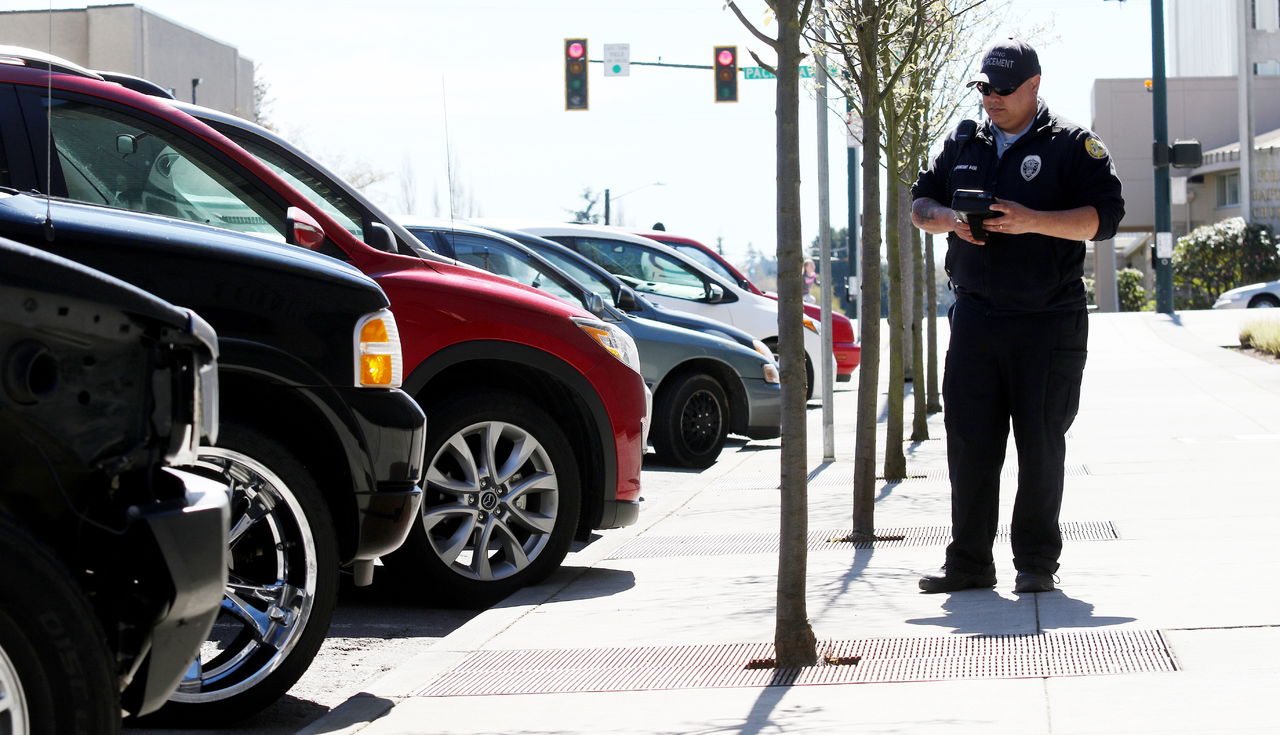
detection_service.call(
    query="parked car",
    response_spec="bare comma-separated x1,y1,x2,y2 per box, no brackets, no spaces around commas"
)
497,222,832,399
399,216,782,468
0,189,427,724
1213,279,1280,309
485,225,775,358
632,227,862,381
0,236,227,731
0,50,648,614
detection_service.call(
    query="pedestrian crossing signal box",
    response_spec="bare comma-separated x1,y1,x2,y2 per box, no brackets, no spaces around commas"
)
565,39,588,111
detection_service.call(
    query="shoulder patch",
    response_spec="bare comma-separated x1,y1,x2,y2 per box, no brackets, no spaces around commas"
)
1085,136,1109,160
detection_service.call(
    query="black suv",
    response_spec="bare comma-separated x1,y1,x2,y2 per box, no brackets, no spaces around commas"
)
0,189,426,724
0,236,226,732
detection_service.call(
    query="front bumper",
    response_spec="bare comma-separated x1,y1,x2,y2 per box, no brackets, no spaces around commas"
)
740,378,782,440
340,388,427,562
125,467,230,716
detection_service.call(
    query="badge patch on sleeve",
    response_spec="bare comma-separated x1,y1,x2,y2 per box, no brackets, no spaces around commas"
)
1085,136,1109,160
1021,154,1042,181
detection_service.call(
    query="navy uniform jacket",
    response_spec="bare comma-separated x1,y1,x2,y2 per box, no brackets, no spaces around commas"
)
912,101,1125,314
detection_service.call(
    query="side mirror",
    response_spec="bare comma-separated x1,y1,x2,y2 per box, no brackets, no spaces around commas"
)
116,134,137,155
584,292,607,317
366,221,397,253
615,285,640,312
286,206,326,249
705,282,726,303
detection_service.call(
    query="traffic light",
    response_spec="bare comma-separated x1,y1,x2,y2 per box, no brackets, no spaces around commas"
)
714,45,738,103
565,38,588,111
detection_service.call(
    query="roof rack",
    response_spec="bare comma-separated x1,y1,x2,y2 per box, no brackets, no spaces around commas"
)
0,45,103,80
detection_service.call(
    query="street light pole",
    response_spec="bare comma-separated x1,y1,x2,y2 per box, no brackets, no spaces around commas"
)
1150,0,1174,313
603,182,664,225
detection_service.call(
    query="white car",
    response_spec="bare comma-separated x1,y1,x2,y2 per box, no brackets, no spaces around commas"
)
1213,280,1280,309
489,221,831,399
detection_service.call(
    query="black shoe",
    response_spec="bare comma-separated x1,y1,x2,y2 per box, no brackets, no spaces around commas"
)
1013,571,1056,593
918,567,997,594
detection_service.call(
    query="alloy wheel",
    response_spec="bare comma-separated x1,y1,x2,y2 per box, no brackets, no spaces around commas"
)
0,643,29,735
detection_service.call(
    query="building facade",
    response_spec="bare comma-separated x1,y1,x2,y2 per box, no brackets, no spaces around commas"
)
0,3,254,118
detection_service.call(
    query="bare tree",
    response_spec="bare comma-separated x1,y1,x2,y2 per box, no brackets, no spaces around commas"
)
399,155,417,215
251,62,274,130
567,188,602,224
726,0,817,669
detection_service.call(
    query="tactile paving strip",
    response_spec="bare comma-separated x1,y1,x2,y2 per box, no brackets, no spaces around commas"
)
417,629,1176,696
607,520,1118,559
708,463,1091,491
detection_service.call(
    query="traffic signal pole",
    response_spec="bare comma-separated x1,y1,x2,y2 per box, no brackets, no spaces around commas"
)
1150,1,1174,314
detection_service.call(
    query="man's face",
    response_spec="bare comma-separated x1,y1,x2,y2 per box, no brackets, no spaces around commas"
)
981,74,1040,133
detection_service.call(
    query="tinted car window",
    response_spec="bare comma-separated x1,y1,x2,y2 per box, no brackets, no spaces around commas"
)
41,96,285,239
227,132,366,241
525,244,614,301
439,231,580,304
561,236,708,302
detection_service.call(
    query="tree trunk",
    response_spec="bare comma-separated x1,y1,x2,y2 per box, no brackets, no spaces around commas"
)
881,114,906,482
925,232,942,413
772,0,817,670
911,225,929,440
851,12,882,541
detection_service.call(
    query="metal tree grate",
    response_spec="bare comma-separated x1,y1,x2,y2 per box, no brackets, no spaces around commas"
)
607,520,1118,560
417,629,1176,696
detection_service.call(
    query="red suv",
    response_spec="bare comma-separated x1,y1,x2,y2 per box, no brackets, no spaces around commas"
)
633,228,861,381
0,49,647,716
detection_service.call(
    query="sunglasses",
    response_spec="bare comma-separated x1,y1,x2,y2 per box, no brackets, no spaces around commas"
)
975,81,1020,97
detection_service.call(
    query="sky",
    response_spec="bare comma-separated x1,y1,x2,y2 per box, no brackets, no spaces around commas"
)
14,0,1155,263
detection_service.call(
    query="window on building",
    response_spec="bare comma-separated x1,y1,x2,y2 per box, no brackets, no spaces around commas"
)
1217,172,1241,207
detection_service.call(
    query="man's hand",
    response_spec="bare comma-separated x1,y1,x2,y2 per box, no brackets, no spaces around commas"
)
985,199,1031,236
987,198,1101,241
912,197,986,245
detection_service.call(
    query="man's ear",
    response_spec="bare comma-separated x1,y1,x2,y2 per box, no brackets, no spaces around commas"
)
1028,74,1042,95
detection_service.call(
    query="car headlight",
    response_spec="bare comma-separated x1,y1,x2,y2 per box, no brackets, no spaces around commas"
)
751,338,776,362
354,309,403,388
762,361,780,384
574,317,641,374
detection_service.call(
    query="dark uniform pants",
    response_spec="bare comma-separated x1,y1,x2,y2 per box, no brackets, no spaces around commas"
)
942,299,1088,575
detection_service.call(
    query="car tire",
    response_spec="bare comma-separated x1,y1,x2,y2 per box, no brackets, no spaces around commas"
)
1248,294,1280,308
652,373,729,469
145,422,338,726
0,517,119,735
388,390,581,609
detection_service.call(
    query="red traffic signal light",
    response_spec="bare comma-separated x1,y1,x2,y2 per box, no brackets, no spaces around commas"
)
565,38,588,111
714,45,737,103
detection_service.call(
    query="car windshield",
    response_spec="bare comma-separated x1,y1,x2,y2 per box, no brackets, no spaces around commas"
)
667,242,743,285
225,132,366,241
522,242,615,301
562,236,707,302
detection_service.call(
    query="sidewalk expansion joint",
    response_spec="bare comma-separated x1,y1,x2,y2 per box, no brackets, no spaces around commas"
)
608,521,1118,559
415,629,1177,696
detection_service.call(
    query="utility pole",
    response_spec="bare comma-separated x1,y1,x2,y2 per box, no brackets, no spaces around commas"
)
844,72,860,342
815,0,834,461
1150,0,1174,314
1238,0,1254,222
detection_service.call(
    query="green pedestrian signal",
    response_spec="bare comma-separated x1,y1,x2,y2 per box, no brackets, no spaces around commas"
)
714,45,738,103
565,38,588,111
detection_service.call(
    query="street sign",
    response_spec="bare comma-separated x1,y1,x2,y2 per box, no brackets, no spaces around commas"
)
742,65,837,79
603,43,630,77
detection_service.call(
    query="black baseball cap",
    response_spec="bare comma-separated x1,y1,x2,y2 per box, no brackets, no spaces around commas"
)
967,39,1040,90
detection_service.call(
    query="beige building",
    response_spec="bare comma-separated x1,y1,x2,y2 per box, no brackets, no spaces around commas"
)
0,3,254,118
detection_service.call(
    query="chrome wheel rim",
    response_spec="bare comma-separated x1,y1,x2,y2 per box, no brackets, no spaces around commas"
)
0,643,30,735
421,420,560,582
171,448,317,702
679,388,722,454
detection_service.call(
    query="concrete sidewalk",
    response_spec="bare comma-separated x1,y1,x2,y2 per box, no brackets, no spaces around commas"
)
300,310,1280,735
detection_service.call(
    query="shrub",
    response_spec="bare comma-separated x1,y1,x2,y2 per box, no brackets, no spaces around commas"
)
1116,268,1148,311
1173,218,1280,310
1239,319,1280,357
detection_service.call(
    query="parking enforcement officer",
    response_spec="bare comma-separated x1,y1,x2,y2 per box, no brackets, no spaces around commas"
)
909,39,1125,594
